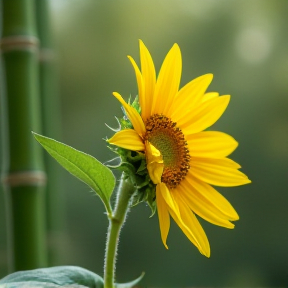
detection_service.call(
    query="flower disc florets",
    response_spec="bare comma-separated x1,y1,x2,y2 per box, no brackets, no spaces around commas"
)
144,114,190,189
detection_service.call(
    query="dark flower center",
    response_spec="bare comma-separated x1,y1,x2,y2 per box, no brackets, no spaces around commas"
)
144,114,190,189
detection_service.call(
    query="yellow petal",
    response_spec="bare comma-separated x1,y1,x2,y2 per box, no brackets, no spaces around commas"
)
193,156,242,169
157,182,180,216
112,92,146,136
139,40,156,121
180,95,231,134
202,92,219,102
145,141,164,184
127,55,144,112
177,182,236,228
184,175,239,221
168,193,210,257
151,44,182,117
187,131,238,158
108,129,145,151
171,74,213,121
190,157,251,187
156,184,170,249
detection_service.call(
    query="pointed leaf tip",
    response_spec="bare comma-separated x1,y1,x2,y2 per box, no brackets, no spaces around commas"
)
115,272,145,288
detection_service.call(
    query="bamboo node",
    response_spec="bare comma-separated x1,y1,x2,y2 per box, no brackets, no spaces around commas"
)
39,48,56,63
0,36,39,52
2,171,47,187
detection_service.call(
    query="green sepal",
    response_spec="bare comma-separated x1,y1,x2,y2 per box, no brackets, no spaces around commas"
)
131,179,156,217
0,266,104,288
115,272,145,288
129,95,141,113
33,132,114,215
119,114,133,130
107,95,157,217
107,145,156,217
117,95,141,131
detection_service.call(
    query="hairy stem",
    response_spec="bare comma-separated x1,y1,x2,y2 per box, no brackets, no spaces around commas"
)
104,174,135,288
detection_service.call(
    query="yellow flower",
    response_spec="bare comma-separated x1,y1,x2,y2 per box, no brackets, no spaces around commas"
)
108,40,251,257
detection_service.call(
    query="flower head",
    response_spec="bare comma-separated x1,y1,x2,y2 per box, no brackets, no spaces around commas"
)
108,40,251,257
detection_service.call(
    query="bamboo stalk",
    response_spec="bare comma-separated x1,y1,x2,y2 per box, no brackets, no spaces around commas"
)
0,0,47,271
35,0,64,266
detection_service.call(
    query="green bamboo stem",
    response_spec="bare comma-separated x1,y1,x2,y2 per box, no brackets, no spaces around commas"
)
104,175,135,288
35,0,63,266
0,0,47,271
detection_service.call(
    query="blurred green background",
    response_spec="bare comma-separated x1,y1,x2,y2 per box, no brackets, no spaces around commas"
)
1,0,288,286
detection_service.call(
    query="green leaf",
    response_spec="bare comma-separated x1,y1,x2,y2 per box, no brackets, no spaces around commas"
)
0,266,104,288
115,272,145,288
33,132,115,214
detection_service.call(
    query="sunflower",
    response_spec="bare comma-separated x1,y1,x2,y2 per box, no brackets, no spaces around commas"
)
108,40,251,257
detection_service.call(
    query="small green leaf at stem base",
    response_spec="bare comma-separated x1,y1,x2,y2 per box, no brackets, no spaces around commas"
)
0,266,104,288
115,272,145,288
33,132,114,215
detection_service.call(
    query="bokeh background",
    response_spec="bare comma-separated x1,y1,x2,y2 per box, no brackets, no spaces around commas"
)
1,0,288,286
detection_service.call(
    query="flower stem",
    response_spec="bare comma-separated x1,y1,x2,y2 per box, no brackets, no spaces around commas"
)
104,174,135,288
